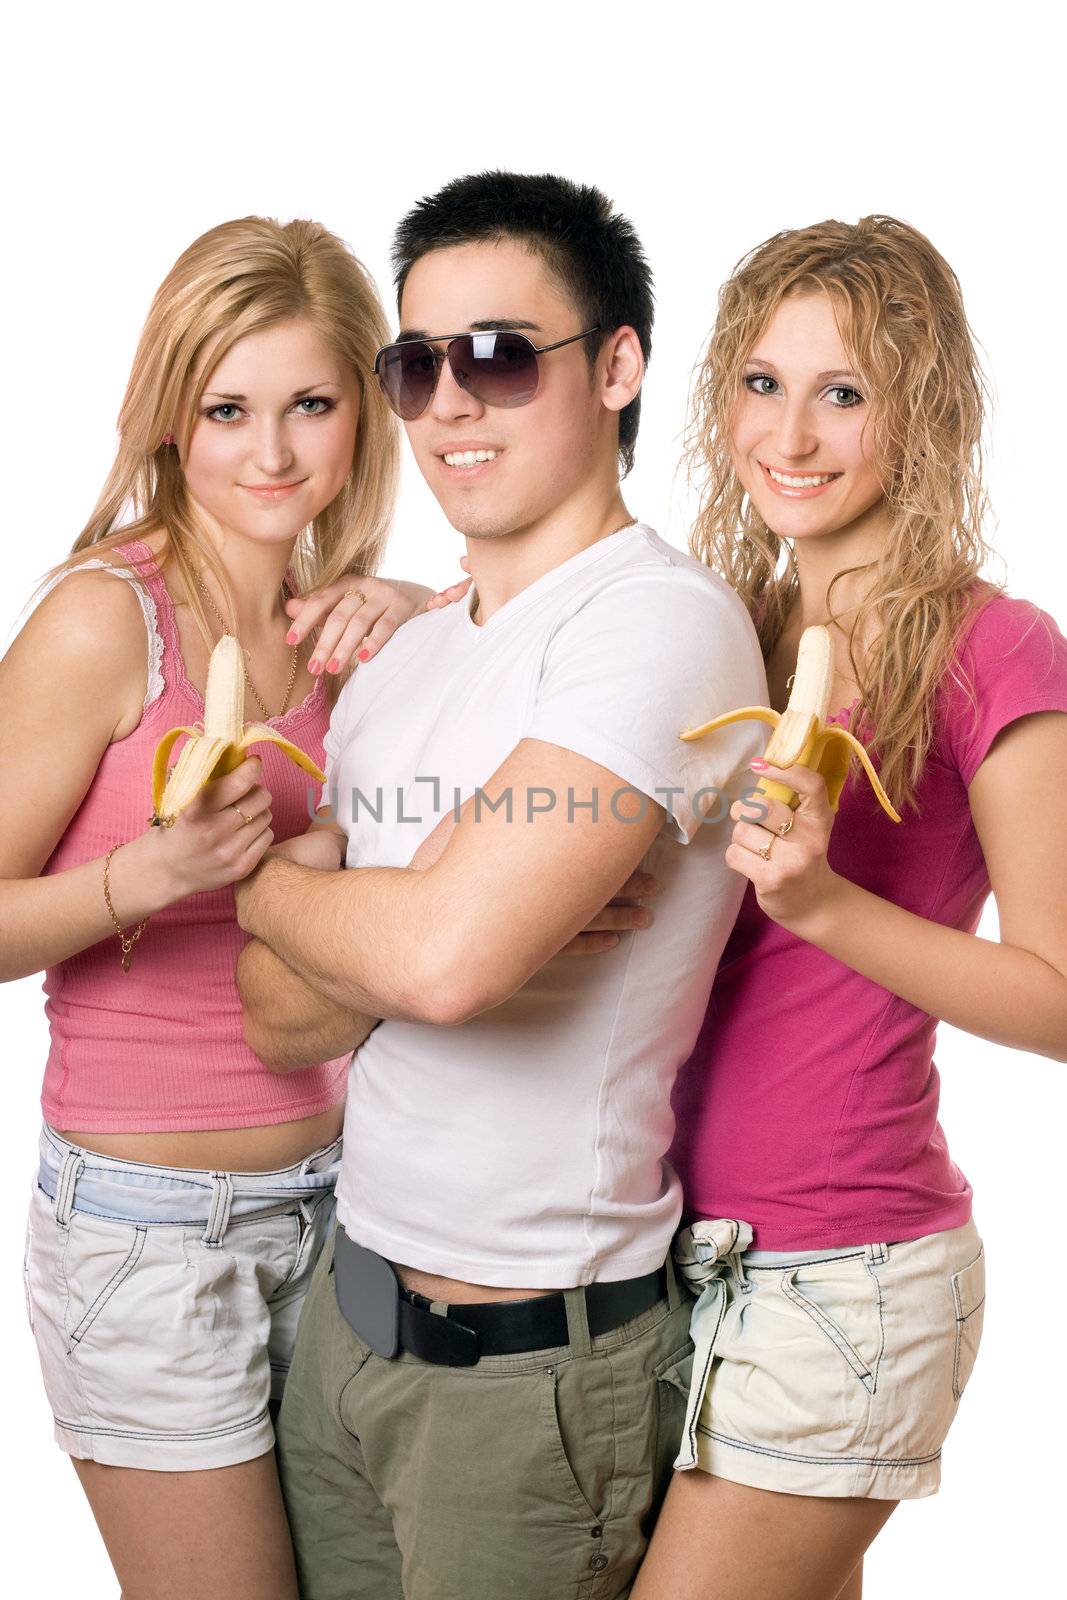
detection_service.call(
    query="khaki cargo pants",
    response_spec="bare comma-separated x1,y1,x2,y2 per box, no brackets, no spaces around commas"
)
276,1228,694,1598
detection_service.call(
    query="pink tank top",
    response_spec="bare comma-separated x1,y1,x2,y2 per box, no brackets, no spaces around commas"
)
39,538,351,1132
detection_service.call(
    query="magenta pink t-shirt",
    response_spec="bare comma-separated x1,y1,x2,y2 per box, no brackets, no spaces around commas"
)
669,590,1067,1248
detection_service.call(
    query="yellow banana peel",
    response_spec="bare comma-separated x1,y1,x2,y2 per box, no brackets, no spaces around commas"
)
150,633,325,825
681,625,901,823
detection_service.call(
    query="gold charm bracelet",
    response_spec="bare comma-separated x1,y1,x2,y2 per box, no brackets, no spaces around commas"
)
103,843,149,973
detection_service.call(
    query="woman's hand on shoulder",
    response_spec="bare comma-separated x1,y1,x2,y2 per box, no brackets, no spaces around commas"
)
725,760,845,933
422,555,474,613
284,570,475,680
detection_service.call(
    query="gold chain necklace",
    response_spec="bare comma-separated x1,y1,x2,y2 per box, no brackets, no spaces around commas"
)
195,570,298,721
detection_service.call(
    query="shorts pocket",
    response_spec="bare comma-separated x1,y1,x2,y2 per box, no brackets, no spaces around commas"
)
951,1246,985,1401
780,1268,876,1393
64,1212,148,1350
22,1200,35,1333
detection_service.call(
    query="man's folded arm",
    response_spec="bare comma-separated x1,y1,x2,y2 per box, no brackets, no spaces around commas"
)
238,736,668,1026
236,573,757,1026
236,935,379,1073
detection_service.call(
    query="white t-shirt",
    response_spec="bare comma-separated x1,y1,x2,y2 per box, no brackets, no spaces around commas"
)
325,523,767,1285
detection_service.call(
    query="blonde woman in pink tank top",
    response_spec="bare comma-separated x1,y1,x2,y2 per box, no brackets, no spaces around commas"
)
2,217,484,1600
6,214,641,1600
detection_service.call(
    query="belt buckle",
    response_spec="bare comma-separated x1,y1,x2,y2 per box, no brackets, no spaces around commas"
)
402,1289,480,1366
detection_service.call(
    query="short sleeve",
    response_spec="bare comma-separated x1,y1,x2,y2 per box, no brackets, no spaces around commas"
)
319,686,347,808
941,595,1067,785
521,570,768,843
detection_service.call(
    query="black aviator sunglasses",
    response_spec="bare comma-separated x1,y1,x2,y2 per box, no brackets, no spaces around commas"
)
372,326,602,421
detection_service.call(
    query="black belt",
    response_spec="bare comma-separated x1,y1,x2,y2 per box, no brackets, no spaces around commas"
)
331,1226,668,1367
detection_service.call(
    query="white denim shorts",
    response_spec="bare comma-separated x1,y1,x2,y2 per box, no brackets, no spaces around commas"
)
672,1216,985,1500
22,1124,340,1471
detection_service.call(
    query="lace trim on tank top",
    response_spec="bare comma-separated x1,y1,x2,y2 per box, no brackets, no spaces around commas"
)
117,538,325,732
34,558,166,711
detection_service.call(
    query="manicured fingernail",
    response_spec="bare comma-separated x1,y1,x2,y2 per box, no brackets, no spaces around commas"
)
286,628,299,645
357,649,371,662
309,659,322,675
326,658,340,673
750,758,768,770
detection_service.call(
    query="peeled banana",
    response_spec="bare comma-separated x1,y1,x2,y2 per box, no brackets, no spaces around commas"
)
681,624,901,823
150,633,325,825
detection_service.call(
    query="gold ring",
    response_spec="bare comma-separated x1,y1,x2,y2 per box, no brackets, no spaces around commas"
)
343,588,367,606
756,835,773,862
777,813,795,837
234,806,253,827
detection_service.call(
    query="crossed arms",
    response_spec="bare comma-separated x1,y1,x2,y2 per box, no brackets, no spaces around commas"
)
235,737,667,1070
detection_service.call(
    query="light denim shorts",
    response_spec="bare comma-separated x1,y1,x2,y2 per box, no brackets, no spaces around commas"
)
22,1124,340,1471
671,1216,986,1499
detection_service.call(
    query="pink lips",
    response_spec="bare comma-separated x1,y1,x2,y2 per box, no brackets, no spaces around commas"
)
241,479,307,501
759,462,843,499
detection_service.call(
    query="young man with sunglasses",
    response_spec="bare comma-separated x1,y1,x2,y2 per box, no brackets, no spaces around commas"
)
234,171,766,1598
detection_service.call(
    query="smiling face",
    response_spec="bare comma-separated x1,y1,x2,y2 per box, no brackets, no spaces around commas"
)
730,290,886,543
396,239,620,539
179,317,361,546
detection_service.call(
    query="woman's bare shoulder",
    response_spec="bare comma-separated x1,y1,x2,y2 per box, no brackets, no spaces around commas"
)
5,558,151,739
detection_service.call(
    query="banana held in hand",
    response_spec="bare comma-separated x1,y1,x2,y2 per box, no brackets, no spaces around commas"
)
681,625,901,823
150,634,325,825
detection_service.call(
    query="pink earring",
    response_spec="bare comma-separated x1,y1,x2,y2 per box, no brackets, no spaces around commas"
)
161,433,175,447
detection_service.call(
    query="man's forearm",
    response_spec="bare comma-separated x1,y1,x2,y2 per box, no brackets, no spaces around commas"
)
236,934,379,1072
237,856,453,1022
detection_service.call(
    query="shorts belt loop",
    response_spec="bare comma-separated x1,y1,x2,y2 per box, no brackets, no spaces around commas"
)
54,1151,84,1229
865,1242,889,1268
563,1284,593,1358
202,1172,234,1248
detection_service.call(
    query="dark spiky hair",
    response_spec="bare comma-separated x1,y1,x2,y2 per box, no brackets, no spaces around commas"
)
391,170,653,476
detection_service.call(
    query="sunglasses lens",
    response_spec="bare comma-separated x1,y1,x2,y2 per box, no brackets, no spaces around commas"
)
377,343,437,420
448,332,539,408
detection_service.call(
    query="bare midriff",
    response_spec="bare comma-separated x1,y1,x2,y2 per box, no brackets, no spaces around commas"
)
390,1260,558,1304
59,1102,345,1172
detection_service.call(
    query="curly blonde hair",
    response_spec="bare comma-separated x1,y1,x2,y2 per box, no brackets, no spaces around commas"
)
33,215,399,710
687,214,1004,814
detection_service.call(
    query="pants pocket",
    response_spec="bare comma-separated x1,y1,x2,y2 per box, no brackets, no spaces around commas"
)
540,1361,608,1525
951,1245,986,1401
650,1341,694,1515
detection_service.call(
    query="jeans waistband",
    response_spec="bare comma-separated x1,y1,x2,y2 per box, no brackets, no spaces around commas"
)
36,1123,342,1236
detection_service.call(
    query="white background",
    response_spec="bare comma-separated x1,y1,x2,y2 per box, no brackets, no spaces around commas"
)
2,4,1063,1595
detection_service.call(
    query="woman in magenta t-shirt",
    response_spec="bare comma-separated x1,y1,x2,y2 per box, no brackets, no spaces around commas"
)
633,218,1067,1599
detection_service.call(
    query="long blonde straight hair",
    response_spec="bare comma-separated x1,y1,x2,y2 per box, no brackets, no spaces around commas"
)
687,215,1003,815
33,215,399,710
